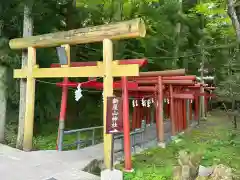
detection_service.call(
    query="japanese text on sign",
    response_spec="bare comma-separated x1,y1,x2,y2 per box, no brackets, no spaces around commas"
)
106,97,123,134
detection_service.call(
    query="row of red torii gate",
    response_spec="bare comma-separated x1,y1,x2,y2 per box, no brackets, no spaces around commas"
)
53,58,215,171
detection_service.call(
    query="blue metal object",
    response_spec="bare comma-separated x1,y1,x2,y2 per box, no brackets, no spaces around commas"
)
61,126,103,150
59,120,148,153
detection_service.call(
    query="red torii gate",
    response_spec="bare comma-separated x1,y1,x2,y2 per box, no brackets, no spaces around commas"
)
52,59,148,171
130,75,196,137
187,83,216,121
51,59,215,171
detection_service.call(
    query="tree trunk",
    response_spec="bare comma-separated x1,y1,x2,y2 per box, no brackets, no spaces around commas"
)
0,11,7,143
227,0,240,42
0,66,7,143
112,0,123,60
172,0,182,68
199,39,205,120
197,0,206,121
16,4,33,149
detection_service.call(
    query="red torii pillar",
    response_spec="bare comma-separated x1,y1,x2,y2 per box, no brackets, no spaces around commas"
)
121,77,132,171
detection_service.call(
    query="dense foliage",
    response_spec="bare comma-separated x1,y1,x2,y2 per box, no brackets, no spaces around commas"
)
0,0,240,139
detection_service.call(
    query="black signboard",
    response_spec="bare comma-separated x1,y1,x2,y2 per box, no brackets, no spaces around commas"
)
106,97,123,134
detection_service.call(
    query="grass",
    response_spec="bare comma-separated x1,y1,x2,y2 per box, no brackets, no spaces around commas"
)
116,110,240,180
33,129,103,150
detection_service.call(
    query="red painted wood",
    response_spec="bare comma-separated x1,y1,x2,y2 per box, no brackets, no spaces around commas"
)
169,85,176,135
131,107,136,130
157,76,164,142
154,93,160,138
177,88,181,132
120,59,148,67
189,101,192,121
130,75,196,81
139,69,185,77
172,93,194,99
127,92,153,97
51,58,148,68
195,93,216,98
56,81,138,89
57,77,69,150
139,105,144,128
134,86,157,91
183,99,187,130
188,83,208,88
175,99,179,133
135,79,194,85
194,96,199,121
136,104,141,129
179,100,182,132
121,77,132,171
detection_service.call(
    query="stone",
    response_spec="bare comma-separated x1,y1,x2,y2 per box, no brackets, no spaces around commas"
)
100,169,123,180
157,142,166,148
195,176,209,180
198,165,214,176
182,165,191,179
173,166,182,180
210,164,233,180
174,139,182,143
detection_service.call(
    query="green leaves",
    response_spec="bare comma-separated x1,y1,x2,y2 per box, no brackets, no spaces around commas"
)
191,0,234,37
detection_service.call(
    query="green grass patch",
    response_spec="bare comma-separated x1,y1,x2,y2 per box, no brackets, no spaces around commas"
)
33,124,104,150
5,121,103,150
116,111,240,180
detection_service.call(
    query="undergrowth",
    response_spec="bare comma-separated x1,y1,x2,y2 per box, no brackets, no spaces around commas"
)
5,121,103,150
116,111,240,180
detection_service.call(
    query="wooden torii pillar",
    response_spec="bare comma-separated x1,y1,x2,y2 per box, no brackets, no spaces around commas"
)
9,18,146,170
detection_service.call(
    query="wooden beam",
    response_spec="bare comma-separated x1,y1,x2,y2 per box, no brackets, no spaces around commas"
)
51,59,148,68
23,47,36,151
138,69,185,77
14,64,139,78
134,79,194,85
157,76,164,145
103,39,113,169
14,66,103,78
115,86,157,91
172,93,194,99
130,75,196,81
9,18,146,49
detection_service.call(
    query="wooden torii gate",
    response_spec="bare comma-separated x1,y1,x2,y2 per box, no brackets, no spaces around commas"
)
9,18,146,169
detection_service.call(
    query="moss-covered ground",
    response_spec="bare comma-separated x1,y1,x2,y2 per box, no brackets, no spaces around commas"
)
116,110,240,180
